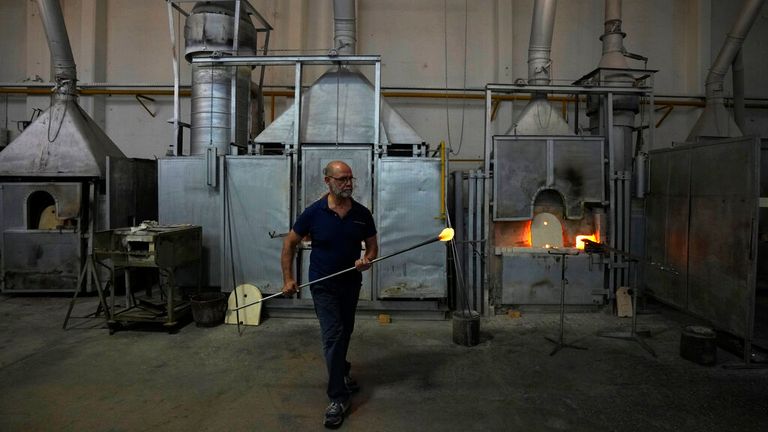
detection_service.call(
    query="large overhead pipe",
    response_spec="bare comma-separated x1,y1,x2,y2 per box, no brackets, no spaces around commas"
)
527,0,557,86
513,0,571,135
588,0,638,171
333,0,356,55
598,0,629,70
184,2,257,156
687,0,765,140
585,0,643,292
35,0,77,99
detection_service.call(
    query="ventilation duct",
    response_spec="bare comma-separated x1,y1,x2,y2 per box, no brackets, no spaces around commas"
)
254,0,423,145
0,0,124,177
333,0,356,55
687,0,765,141
587,0,639,171
512,0,571,136
184,2,257,155
255,69,423,145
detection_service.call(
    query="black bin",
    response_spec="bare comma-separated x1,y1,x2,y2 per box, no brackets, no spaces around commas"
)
680,325,717,366
190,292,228,327
452,311,480,346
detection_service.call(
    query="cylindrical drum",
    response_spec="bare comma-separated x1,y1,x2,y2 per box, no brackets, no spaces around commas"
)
184,2,256,61
190,64,251,155
184,2,256,155
452,310,481,347
680,325,717,366
190,292,228,327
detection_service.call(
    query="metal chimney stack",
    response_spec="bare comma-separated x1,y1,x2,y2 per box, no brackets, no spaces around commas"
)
36,0,77,99
184,2,258,155
512,0,571,136
0,0,125,178
333,0,356,55
687,0,765,141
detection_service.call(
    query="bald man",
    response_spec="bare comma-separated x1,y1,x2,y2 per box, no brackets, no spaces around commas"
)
281,160,378,428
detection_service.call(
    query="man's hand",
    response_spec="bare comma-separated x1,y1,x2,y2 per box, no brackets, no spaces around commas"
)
355,257,372,272
282,279,298,296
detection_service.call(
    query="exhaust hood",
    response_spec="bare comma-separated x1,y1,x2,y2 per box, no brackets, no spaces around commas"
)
255,67,423,145
0,0,124,178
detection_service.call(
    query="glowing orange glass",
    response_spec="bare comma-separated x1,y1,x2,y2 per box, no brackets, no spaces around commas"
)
575,234,598,250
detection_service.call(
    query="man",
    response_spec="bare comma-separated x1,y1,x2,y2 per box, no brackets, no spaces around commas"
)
281,160,378,429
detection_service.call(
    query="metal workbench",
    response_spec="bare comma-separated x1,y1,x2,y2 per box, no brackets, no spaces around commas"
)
93,224,202,333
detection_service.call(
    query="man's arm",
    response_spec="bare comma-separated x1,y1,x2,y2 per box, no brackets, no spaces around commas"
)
281,230,303,294
355,235,379,271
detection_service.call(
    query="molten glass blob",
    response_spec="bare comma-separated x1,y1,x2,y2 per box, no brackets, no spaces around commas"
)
438,228,455,242
576,234,598,250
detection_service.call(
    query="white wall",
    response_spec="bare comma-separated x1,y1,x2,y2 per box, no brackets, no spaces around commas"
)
1,0,766,161
0,0,30,141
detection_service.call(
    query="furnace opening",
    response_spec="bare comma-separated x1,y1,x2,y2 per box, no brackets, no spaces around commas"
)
26,190,74,230
27,191,56,229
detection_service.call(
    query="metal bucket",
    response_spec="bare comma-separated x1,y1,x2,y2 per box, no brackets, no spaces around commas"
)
190,292,228,327
452,310,480,346
680,325,717,366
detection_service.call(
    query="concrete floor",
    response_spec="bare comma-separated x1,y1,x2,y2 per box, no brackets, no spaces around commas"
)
1,295,767,432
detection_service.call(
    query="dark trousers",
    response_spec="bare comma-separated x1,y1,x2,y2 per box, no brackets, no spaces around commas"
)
310,282,361,403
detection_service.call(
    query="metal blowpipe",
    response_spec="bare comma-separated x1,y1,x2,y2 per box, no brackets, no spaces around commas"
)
232,228,455,311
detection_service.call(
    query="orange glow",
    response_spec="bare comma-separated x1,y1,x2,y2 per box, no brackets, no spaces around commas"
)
438,228,455,242
575,234,598,250
521,221,532,247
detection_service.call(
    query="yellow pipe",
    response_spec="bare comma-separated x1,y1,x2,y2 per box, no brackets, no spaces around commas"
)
3,87,767,110
440,140,446,221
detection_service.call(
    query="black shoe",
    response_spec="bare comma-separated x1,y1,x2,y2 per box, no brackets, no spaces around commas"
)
344,375,360,393
324,400,349,429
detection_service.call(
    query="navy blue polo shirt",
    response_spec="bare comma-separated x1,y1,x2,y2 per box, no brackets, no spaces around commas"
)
293,195,377,285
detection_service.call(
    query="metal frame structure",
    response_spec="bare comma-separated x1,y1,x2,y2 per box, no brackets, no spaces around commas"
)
166,0,273,157
481,78,656,315
645,136,761,363
163,52,446,314
161,5,446,315
190,54,382,224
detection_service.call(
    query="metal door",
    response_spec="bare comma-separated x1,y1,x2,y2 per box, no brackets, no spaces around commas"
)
375,158,446,299
646,137,759,344
223,156,291,294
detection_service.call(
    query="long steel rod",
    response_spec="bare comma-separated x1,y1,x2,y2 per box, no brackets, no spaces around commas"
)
454,171,465,290
475,171,483,312
468,171,476,311
233,235,447,311
544,251,586,356
166,1,180,156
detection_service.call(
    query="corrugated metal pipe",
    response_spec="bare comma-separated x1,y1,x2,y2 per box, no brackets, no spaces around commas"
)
513,0,570,135
333,0,356,55
598,0,628,70
687,0,765,140
588,0,638,172
527,0,557,86
184,2,257,155
733,49,746,131
35,0,77,99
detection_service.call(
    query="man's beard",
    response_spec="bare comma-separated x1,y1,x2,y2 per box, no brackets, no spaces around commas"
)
330,183,353,198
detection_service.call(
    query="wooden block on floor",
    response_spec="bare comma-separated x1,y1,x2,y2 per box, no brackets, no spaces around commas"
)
378,313,391,325
616,286,633,317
